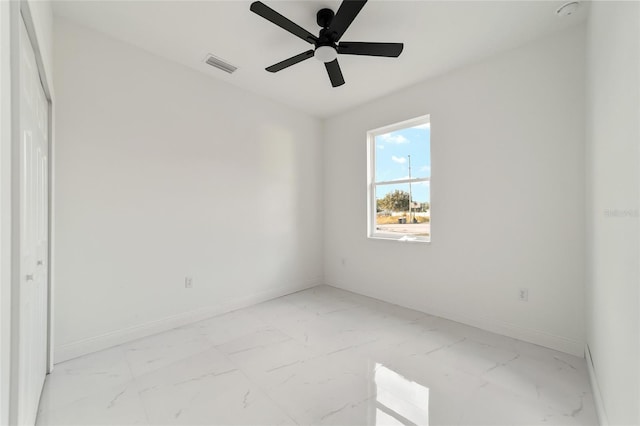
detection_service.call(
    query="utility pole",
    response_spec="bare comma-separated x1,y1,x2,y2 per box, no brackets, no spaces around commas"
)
408,155,412,223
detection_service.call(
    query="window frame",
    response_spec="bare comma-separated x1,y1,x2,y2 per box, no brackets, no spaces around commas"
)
367,115,431,243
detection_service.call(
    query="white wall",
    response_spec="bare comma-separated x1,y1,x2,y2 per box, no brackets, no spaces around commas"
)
324,25,586,356
53,19,323,362
585,2,640,425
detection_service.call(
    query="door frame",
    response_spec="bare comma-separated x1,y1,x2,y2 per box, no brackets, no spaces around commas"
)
2,1,54,424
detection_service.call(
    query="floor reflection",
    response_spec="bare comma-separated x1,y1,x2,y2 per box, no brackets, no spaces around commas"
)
374,363,429,425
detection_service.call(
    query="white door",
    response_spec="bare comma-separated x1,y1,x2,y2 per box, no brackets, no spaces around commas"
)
17,15,49,426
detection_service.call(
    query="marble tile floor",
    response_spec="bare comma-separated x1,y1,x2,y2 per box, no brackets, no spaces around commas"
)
37,285,597,425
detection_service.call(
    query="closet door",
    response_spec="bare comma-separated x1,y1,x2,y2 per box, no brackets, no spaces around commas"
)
17,14,49,426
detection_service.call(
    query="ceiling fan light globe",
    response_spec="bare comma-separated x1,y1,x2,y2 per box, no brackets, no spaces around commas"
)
315,46,338,63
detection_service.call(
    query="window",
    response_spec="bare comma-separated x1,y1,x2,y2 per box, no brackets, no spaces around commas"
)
367,115,430,242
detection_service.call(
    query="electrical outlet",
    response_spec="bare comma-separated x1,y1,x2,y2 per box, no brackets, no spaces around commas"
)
518,288,528,302
185,277,193,289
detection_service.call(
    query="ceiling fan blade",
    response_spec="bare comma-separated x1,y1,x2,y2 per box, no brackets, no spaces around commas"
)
338,42,404,57
325,59,345,87
250,1,318,44
327,0,367,41
266,50,315,72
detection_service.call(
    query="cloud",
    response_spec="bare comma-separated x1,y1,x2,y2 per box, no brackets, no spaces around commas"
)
412,123,430,130
377,145,384,150
391,156,407,164
379,133,409,144
420,165,431,172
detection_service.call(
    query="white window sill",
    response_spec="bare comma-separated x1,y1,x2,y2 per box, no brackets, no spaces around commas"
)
368,233,431,244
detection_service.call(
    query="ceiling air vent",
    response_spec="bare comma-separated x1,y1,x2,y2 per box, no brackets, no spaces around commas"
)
204,54,237,74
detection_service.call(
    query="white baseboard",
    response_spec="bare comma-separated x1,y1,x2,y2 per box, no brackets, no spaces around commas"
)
326,282,585,357
585,344,609,426
54,280,319,363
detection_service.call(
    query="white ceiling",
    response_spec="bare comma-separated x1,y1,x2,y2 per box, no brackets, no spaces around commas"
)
52,0,588,118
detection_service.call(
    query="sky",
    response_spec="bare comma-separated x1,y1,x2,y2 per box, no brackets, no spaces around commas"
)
375,123,430,203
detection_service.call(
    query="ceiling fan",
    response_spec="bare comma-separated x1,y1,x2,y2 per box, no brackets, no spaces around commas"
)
249,0,404,88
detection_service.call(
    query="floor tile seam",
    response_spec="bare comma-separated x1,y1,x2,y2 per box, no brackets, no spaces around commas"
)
36,376,142,422
219,324,376,424
121,346,152,425
125,342,235,388
38,347,136,414
205,321,295,348
253,314,330,360
231,362,302,426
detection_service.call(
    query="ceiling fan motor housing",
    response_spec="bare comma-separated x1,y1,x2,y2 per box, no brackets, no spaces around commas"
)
316,8,334,28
